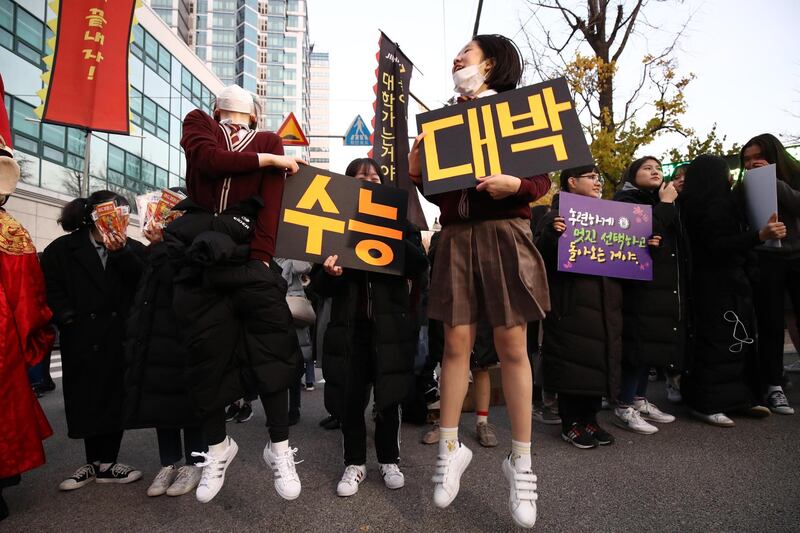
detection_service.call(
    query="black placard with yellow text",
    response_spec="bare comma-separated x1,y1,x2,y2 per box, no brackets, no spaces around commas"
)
415,77,593,195
275,165,408,275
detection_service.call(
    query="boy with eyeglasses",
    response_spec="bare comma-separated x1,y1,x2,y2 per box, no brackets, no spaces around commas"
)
534,165,622,449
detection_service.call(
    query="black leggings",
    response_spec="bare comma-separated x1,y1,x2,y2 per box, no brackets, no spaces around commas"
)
202,388,289,446
156,427,206,466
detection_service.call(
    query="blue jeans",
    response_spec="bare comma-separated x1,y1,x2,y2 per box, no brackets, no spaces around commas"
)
618,363,650,406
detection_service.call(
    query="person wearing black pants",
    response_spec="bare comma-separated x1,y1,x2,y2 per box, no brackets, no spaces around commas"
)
341,322,402,468
739,133,800,415
312,158,428,498
535,167,623,449
41,191,145,491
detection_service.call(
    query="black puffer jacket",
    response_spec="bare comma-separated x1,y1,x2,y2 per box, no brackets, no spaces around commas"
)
123,242,198,429
535,197,623,399
312,224,428,418
613,184,689,370
682,196,761,413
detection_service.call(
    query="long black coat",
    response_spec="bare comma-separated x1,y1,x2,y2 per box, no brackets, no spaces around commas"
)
40,228,144,439
682,198,761,413
613,185,689,370
535,199,623,399
312,226,428,418
123,242,197,429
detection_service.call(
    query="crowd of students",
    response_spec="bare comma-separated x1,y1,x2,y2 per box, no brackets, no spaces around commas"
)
2,34,799,529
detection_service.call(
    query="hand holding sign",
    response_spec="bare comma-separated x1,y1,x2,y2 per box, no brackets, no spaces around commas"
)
475,174,522,200
323,255,344,277
758,212,787,242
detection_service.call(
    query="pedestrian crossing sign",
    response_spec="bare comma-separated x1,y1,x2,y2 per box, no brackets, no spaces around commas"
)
344,115,372,146
277,112,309,146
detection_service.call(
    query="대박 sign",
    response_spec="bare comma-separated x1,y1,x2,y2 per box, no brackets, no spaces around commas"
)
415,77,593,196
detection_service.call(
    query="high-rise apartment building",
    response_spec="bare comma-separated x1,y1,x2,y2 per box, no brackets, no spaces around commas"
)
308,50,329,168
149,0,311,154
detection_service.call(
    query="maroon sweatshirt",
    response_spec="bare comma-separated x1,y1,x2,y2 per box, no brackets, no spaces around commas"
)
426,174,551,226
180,109,284,262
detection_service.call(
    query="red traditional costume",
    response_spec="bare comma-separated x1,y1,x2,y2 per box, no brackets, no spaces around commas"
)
0,73,54,480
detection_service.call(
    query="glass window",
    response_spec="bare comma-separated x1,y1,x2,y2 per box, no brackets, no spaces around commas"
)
287,15,300,29
267,16,284,32
41,123,65,148
0,0,13,31
11,98,38,138
267,34,283,48
213,13,235,28
16,9,42,49
284,69,296,81
67,129,85,155
212,0,235,9
212,46,234,60
284,36,296,48
287,0,301,12
143,98,157,123
285,52,296,64
156,166,168,188
267,50,283,63
141,160,155,185
157,106,169,129
108,145,125,172
213,30,235,44
158,45,171,78
125,153,141,179
267,66,283,80
267,2,284,15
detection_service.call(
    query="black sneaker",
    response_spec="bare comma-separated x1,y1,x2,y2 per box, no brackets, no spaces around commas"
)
585,422,615,445
95,463,142,484
235,402,253,423
225,402,240,422
58,464,97,491
561,423,599,449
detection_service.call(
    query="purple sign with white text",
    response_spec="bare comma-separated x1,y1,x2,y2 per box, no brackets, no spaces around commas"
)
557,192,653,281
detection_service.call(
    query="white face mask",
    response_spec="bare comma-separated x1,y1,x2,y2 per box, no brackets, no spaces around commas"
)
452,62,486,97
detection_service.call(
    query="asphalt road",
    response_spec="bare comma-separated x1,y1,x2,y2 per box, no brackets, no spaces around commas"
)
4,357,800,532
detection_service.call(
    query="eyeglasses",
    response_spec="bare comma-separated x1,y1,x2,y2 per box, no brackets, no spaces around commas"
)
578,173,605,185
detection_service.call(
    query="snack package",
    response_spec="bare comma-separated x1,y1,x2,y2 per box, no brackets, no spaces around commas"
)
136,191,161,232
91,201,130,239
153,188,186,227
91,201,118,238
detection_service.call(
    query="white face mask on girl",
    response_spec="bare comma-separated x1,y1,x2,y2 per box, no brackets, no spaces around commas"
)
452,62,487,97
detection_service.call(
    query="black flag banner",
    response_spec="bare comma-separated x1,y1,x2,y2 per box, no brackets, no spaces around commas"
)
370,31,427,229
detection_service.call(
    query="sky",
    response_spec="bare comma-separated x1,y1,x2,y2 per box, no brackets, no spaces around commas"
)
306,0,800,225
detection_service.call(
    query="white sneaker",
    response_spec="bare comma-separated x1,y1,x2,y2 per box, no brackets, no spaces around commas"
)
614,406,658,435
665,381,682,403
502,457,538,529
379,463,405,490
166,465,202,496
431,444,473,508
691,410,735,427
336,464,366,497
147,465,177,497
263,442,302,500
193,437,238,503
633,398,676,423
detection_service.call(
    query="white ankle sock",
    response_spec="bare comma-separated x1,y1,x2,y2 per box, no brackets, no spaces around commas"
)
476,413,488,425
271,439,289,454
510,440,532,472
208,437,228,455
98,462,113,472
438,426,459,455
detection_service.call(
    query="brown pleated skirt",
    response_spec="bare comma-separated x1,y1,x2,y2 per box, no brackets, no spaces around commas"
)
429,218,551,328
